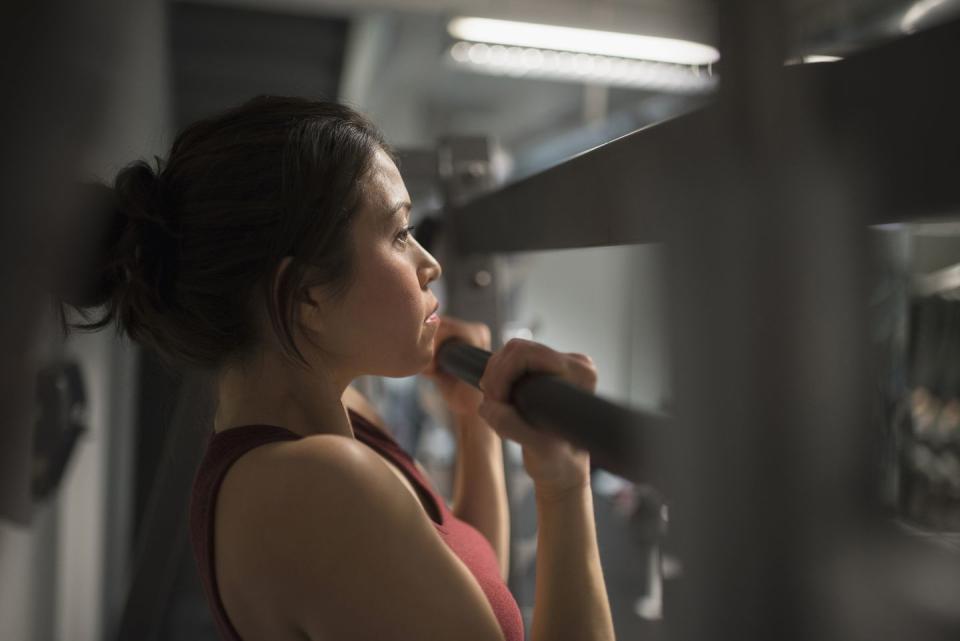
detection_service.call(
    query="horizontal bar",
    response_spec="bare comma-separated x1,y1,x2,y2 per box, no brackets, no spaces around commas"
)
448,113,686,253
437,340,672,485
448,17,960,254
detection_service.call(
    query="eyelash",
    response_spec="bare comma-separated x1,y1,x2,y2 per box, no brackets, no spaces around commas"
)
396,224,417,245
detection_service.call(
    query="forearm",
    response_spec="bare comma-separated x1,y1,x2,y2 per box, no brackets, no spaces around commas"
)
531,483,615,641
451,413,511,581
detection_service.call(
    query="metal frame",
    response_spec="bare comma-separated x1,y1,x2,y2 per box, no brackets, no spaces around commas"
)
446,16,960,255
438,8,960,641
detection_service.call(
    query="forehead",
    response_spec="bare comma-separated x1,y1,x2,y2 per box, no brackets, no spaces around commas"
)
361,148,408,212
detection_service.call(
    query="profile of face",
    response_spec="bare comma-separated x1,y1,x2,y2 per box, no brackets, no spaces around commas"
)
296,148,443,379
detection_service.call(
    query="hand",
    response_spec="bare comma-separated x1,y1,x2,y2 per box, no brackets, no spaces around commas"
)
422,315,492,417
477,338,596,497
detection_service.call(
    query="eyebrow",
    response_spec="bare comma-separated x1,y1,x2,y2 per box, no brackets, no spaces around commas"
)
385,201,412,219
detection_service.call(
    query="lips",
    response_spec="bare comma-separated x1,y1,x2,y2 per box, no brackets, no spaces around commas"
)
426,302,439,320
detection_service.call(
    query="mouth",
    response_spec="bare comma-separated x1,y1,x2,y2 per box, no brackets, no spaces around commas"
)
425,302,440,324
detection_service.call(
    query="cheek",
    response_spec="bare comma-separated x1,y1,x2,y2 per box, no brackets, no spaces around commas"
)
352,254,423,334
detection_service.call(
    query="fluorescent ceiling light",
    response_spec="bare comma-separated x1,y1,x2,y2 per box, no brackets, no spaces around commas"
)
446,41,717,95
784,54,844,66
448,17,719,66
802,55,843,63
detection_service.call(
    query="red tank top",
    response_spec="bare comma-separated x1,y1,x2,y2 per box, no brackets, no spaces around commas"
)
189,408,525,641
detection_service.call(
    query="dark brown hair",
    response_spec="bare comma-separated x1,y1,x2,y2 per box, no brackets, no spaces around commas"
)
57,96,393,371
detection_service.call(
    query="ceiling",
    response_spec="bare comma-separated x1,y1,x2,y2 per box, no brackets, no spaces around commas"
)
169,0,960,182
169,0,714,183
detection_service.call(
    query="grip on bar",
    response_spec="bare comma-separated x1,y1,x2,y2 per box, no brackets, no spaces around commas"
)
435,339,670,485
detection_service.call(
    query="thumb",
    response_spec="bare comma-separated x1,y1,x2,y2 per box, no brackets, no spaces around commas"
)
478,399,533,444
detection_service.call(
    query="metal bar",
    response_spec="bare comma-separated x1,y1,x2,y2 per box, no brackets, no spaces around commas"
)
447,16,960,255
448,113,687,253
664,1,877,640
434,135,533,603
437,341,671,485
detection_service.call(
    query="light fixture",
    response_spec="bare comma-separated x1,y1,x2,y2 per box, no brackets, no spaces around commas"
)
784,54,844,66
446,40,717,94
448,17,720,66
801,55,843,63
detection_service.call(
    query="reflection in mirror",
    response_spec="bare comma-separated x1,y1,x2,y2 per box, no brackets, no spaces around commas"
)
874,223,960,534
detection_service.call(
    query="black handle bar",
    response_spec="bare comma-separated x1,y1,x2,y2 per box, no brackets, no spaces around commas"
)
436,340,671,485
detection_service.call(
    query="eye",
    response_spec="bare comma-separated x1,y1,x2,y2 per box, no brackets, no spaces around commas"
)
395,224,417,246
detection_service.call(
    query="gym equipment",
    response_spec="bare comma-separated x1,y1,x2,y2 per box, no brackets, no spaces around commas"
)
436,339,671,485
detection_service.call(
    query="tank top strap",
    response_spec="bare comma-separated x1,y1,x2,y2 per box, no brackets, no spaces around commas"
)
190,425,302,641
348,408,449,528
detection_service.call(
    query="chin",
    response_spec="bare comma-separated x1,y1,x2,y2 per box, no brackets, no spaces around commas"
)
378,345,434,379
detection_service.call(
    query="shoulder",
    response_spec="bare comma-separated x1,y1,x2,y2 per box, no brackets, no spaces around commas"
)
216,433,418,578
214,435,401,613
222,433,391,517
216,434,505,641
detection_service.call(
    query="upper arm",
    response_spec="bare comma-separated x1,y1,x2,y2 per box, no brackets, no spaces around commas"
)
256,437,507,641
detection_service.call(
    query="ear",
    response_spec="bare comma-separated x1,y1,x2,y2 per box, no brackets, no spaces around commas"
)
272,256,322,330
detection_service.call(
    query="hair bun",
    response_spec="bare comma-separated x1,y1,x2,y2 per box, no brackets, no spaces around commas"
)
114,161,181,305
56,160,177,312
52,182,127,309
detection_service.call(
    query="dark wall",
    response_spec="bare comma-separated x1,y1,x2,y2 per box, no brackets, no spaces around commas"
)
170,2,349,128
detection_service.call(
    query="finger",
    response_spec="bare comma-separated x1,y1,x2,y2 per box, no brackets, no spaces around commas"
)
478,398,542,444
479,339,525,401
563,356,598,391
486,342,600,402
485,339,567,403
476,323,492,350
437,316,492,350
478,342,506,396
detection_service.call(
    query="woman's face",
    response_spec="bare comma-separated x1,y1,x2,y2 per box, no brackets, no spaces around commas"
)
304,147,442,378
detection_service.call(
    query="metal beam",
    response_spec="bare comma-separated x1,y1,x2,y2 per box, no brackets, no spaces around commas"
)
448,16,960,254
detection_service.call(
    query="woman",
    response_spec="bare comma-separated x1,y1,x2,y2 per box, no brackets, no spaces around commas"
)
60,96,615,641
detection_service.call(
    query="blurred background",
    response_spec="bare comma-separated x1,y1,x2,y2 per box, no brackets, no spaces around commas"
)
2,0,960,640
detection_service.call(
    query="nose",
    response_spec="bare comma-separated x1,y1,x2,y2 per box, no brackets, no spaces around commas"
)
416,238,442,288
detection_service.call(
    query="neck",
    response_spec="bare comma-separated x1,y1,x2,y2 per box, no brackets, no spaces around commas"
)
213,349,354,439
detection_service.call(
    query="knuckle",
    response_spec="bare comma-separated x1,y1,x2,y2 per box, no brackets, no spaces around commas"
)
504,337,523,352
564,360,597,389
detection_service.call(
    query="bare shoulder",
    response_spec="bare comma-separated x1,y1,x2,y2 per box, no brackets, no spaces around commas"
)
219,434,381,526
216,434,506,641
211,435,369,635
